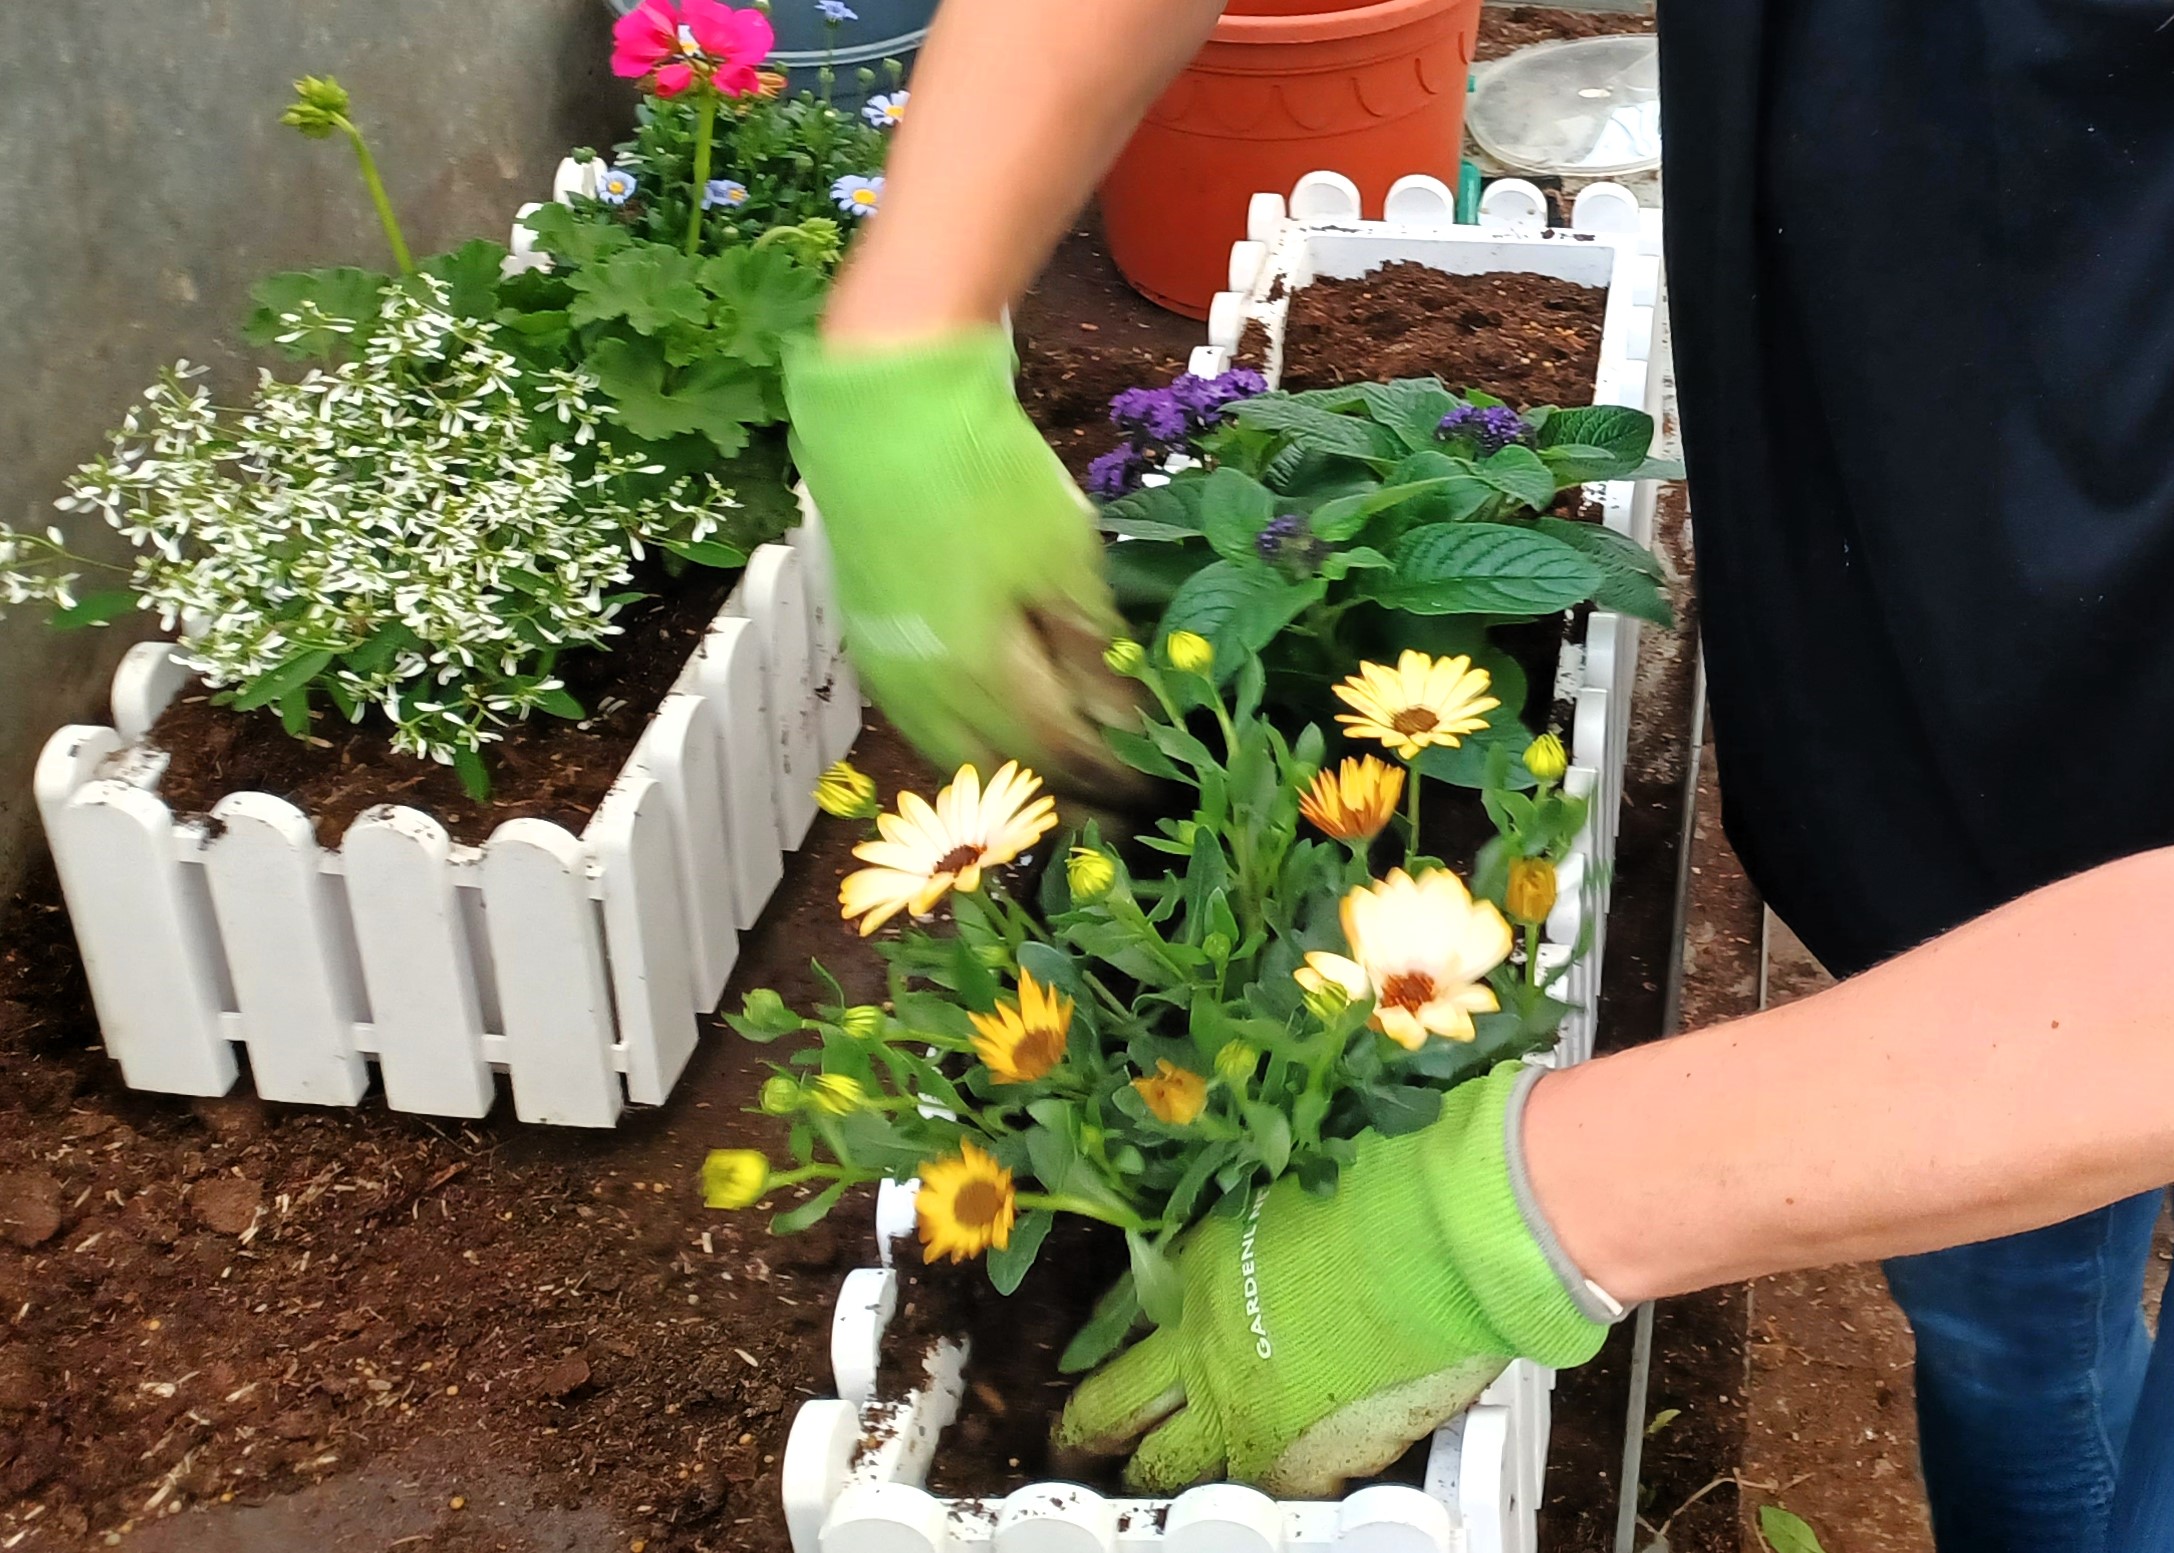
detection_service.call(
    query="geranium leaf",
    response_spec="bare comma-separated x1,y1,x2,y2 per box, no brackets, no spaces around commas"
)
585,334,767,454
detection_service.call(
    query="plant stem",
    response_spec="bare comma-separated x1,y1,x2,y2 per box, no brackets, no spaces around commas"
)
1523,922,1542,989
1404,757,1423,868
338,119,413,274
685,90,719,256
1015,1192,1148,1232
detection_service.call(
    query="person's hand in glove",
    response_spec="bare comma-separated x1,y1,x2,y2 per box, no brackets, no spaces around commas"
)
1052,1062,1620,1497
784,328,1140,793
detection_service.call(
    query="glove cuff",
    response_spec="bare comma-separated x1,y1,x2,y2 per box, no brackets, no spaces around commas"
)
1434,1063,1619,1367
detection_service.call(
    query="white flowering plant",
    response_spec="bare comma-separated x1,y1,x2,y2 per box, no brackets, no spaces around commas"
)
4,277,745,795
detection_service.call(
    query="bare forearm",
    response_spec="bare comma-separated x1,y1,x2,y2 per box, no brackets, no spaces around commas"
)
824,0,1225,340
1528,847,2174,1303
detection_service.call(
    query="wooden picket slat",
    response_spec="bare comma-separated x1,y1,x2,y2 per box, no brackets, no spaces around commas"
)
203,793,370,1106
592,774,699,1107
637,691,739,1011
743,543,820,849
685,614,785,930
344,807,495,1118
482,819,623,1128
49,777,237,1096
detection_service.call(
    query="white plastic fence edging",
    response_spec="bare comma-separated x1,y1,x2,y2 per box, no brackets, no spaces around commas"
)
780,175,1667,1553
36,542,861,1124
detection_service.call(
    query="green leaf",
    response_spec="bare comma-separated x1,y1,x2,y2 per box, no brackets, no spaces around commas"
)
1102,727,1185,781
1758,1506,1829,1553
1471,445,1559,511
277,684,312,738
1106,540,1203,613
771,1179,850,1235
1536,443,1645,486
1384,451,1501,526
416,239,511,320
1356,378,1462,452
1362,1084,1444,1136
951,935,1000,1014
1415,713,1539,791
343,619,420,674
987,1209,1053,1295
451,747,491,802
534,686,585,720
1534,517,1672,625
1127,1231,1185,1327
46,588,138,629
663,538,750,570
698,245,826,367
586,334,768,454
1058,1273,1141,1373
521,200,634,268
1098,478,1211,541
1157,560,1325,679
1228,396,1405,469
1318,546,1392,581
564,247,710,335
1199,468,1279,565
1017,941,1089,1004
242,267,389,359
1309,477,1463,542
1367,523,1602,616
230,648,336,711
1241,1102,1293,1177
1534,404,1655,462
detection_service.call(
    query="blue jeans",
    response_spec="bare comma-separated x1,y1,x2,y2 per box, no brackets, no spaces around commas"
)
1883,1191,2172,1553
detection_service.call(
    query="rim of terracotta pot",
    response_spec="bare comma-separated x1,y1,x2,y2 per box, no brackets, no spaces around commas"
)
1216,0,1468,44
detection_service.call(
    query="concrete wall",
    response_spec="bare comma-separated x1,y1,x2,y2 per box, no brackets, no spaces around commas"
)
0,0,627,899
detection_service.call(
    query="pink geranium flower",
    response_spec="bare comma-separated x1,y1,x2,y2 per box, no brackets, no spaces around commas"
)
611,0,775,98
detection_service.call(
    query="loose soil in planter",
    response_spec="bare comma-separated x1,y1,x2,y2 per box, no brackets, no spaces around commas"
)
1279,265,1607,409
1014,214,1203,481
1475,4,1654,62
0,721,945,1553
146,564,740,849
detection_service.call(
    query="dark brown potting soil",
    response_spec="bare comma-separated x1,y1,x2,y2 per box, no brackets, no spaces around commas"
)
1014,216,1203,480
1280,265,1608,409
0,721,941,1552
146,565,740,850
1476,4,1655,62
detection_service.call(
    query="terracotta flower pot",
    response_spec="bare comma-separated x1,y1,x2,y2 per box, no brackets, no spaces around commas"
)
1099,0,1483,317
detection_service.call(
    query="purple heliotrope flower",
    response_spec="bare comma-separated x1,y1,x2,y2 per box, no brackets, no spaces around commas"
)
1254,513,1306,562
1087,446,1149,500
1438,404,1533,457
1109,369,1268,449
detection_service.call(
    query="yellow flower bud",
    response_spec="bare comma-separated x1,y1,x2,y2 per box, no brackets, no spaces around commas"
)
1505,856,1559,927
808,1073,873,1115
1215,1040,1259,1085
838,1005,887,1040
1133,1060,1208,1126
1103,638,1147,677
1301,977,1353,1023
813,759,881,819
1522,733,1568,786
758,1075,803,1115
700,1149,770,1210
1164,631,1215,676
1066,846,1118,903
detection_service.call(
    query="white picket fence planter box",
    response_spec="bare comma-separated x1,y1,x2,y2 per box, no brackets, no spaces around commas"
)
776,177,1667,1552
35,514,860,1127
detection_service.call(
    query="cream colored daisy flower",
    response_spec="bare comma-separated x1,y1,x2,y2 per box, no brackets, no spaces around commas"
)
838,761,1058,935
1295,868,1513,1048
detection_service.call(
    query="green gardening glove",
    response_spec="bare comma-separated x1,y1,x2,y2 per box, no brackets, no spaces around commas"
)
784,327,1140,792
1053,1063,1618,1497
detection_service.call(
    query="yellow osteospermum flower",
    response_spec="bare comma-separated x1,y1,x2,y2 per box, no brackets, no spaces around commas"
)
1133,1059,1209,1126
1333,650,1500,760
917,1140,1017,1264
1299,754,1406,843
701,1149,769,1210
1295,868,1513,1049
969,970,1074,1084
838,761,1059,935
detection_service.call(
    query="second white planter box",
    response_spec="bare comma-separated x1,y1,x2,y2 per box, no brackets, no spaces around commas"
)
776,176,1669,1552
35,519,860,1127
